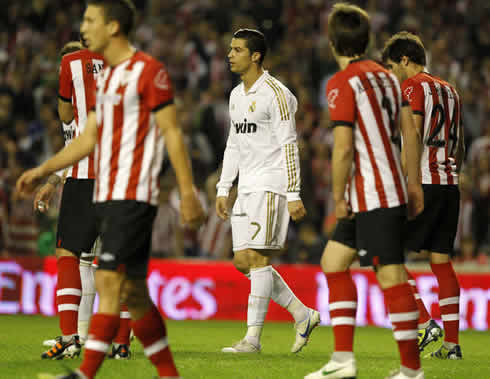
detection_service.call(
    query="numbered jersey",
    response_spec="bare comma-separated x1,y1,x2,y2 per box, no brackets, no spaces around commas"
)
326,59,407,213
58,49,105,179
401,72,461,185
94,51,174,205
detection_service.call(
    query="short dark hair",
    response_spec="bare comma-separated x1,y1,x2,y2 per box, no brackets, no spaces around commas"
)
327,3,370,57
87,0,136,36
233,28,267,65
382,31,426,66
60,41,83,58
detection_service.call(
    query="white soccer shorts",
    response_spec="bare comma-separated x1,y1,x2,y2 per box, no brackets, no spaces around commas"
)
230,191,289,252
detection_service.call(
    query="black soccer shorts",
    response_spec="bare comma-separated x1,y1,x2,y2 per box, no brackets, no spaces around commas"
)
56,178,98,257
405,184,460,256
94,200,157,279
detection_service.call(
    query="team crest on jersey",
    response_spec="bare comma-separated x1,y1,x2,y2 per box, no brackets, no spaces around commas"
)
154,69,169,90
249,101,256,113
327,88,339,109
404,86,414,102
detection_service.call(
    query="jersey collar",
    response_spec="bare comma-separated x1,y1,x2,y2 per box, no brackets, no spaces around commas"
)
242,70,268,95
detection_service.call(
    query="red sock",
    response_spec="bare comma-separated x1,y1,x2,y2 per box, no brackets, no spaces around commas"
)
431,262,460,344
405,268,431,327
325,270,357,352
114,304,131,346
383,283,420,371
57,256,81,336
79,313,119,379
131,304,179,378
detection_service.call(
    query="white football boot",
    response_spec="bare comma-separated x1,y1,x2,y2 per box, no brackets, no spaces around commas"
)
304,358,357,378
292,308,321,353
222,338,261,353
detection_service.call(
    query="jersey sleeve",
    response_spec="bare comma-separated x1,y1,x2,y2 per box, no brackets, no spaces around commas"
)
216,119,239,197
140,61,174,112
58,56,72,102
401,80,425,115
269,88,301,201
326,75,356,127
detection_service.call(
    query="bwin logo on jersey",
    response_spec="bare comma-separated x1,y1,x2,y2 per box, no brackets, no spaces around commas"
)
234,119,257,133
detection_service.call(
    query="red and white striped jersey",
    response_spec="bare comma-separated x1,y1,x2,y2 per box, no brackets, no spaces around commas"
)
59,49,104,179
94,51,174,205
326,59,407,213
401,72,462,185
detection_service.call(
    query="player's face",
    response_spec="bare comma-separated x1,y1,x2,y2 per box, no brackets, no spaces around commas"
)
385,59,406,82
80,5,110,53
228,38,253,74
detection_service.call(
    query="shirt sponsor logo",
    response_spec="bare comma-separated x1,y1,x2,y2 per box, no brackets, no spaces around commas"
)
234,119,257,134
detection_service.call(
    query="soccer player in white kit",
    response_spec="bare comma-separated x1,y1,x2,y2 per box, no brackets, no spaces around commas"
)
216,29,321,354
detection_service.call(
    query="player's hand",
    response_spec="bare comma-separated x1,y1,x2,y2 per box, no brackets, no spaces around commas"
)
407,183,424,220
180,189,205,230
34,183,56,213
216,196,229,220
288,199,307,221
335,199,352,219
16,166,46,198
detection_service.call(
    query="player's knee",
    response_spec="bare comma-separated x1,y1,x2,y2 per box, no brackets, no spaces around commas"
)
95,270,124,296
247,249,270,268
55,248,77,259
233,250,250,274
375,264,407,289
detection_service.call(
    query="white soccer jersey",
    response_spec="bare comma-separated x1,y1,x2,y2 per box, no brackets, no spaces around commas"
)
217,71,301,201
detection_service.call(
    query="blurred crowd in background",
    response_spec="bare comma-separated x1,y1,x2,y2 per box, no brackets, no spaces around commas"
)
0,0,489,264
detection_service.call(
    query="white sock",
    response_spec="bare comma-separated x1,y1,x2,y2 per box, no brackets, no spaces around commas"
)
78,260,96,341
245,266,273,344
244,267,308,323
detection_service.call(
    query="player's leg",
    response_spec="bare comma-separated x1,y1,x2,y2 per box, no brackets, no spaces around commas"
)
78,248,97,345
108,303,132,359
404,267,442,352
305,218,358,379
123,279,179,378
428,252,461,359
366,206,421,378
42,179,96,359
78,269,124,379
234,250,314,339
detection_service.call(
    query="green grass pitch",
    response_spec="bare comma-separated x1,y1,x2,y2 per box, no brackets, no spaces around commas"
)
0,315,489,378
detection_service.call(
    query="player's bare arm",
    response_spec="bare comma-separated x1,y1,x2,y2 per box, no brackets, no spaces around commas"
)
400,106,424,219
17,111,97,196
58,98,74,124
155,103,204,229
332,125,354,219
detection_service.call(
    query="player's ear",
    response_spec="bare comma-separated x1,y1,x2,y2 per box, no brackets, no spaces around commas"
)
251,51,261,64
107,20,119,37
401,56,409,66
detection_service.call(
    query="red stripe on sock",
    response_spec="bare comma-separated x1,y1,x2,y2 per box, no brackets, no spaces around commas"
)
325,270,357,352
79,313,119,379
431,262,460,344
57,256,81,336
131,305,179,377
383,283,420,371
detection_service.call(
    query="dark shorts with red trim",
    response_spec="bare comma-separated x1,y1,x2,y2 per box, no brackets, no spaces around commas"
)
331,205,407,267
405,184,460,256
57,178,98,257
94,200,157,279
